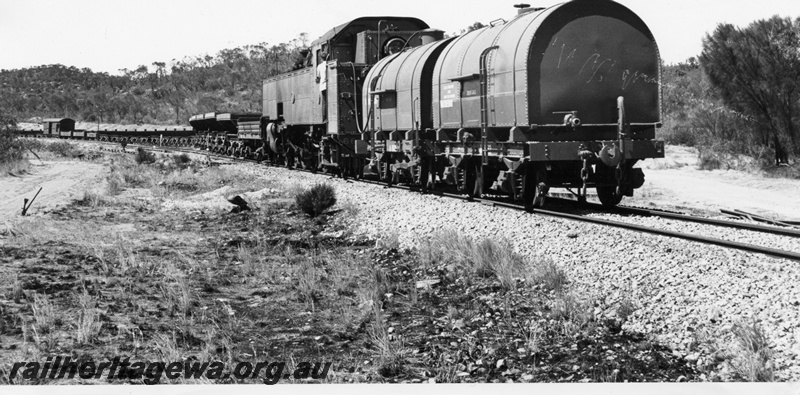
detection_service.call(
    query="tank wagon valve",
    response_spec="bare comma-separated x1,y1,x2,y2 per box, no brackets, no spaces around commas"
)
553,111,581,128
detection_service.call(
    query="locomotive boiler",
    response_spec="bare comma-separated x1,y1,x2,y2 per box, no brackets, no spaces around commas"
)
260,0,664,207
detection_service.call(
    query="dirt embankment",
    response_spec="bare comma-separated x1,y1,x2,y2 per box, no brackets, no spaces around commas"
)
0,160,105,221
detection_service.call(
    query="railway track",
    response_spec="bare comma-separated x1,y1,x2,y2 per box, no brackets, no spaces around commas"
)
98,141,800,262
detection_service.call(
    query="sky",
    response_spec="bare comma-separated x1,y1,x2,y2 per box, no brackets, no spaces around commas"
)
1,0,799,75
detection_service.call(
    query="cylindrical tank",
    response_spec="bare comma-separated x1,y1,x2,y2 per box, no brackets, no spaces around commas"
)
362,37,455,132
431,0,661,130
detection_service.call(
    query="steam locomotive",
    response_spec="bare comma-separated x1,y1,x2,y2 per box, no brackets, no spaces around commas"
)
223,0,664,208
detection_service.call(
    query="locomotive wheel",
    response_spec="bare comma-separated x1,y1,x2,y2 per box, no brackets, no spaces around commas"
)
596,186,623,207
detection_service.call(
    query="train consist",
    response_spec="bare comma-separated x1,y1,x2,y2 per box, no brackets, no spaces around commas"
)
22,0,665,208
16,118,196,146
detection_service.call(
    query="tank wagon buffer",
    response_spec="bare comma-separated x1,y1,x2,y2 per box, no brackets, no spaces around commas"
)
361,0,664,208
261,16,440,171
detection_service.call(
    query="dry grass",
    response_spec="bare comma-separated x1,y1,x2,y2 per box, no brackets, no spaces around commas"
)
419,229,556,291
105,153,255,199
77,189,107,208
375,228,402,250
549,291,596,339
0,159,31,176
367,305,410,377
616,296,639,322
727,320,774,381
30,293,58,335
295,255,322,311
9,273,24,303
75,288,101,344
530,258,568,292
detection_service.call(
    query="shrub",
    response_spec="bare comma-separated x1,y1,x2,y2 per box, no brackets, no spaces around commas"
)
295,184,337,217
697,150,724,170
658,122,697,146
172,153,192,169
0,129,25,165
135,147,156,164
43,141,77,157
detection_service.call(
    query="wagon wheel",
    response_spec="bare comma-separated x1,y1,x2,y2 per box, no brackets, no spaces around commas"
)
425,159,436,192
418,158,432,193
596,186,622,207
467,162,482,199
522,165,548,210
354,158,365,180
381,161,393,185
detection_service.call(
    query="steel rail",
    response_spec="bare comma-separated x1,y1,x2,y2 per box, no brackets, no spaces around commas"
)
602,203,800,238
530,205,800,262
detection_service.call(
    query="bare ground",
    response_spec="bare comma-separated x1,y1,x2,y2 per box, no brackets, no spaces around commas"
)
0,160,105,221
629,146,800,220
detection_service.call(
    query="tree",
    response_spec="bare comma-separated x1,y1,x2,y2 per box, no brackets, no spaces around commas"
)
699,16,800,164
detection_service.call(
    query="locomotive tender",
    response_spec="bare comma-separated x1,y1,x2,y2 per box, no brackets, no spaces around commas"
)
258,0,664,207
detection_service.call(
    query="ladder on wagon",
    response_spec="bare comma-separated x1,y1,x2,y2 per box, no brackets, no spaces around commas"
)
478,46,498,198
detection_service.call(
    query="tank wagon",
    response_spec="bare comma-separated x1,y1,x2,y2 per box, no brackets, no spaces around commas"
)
258,0,664,207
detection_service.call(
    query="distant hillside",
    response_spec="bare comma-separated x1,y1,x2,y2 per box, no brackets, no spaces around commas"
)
0,40,302,126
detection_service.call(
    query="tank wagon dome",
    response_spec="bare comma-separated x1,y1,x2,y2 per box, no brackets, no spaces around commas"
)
432,0,661,129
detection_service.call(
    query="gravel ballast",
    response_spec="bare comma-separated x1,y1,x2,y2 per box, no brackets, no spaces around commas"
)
243,163,800,381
